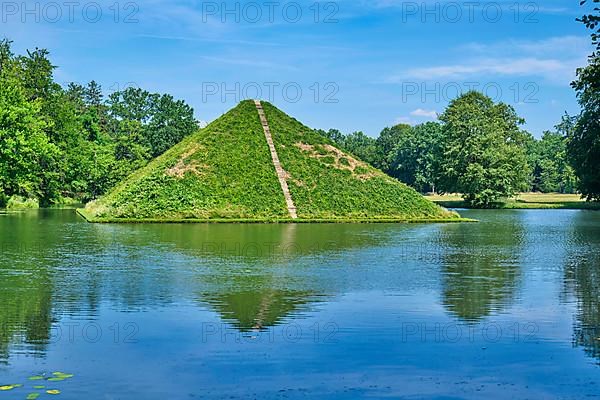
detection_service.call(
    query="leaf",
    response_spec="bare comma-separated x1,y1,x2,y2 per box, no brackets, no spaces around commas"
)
28,376,44,381
46,389,61,395
33,386,45,389
52,372,73,379
0,385,15,391
47,378,64,382
27,393,41,400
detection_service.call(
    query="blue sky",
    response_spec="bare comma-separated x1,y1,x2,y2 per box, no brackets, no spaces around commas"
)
3,0,594,137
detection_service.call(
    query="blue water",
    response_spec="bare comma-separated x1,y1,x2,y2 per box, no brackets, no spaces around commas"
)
0,209,599,399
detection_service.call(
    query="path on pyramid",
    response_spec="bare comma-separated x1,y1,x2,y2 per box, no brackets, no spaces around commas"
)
254,99,298,219
81,100,462,222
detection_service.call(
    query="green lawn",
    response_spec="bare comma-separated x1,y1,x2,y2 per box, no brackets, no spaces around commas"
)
83,101,463,223
427,193,600,210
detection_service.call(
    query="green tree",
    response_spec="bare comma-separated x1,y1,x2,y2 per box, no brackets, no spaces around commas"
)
341,131,379,165
533,128,577,194
0,39,14,73
146,94,197,156
16,48,59,101
0,79,59,205
375,123,412,172
108,88,198,157
322,128,344,144
438,91,531,207
568,0,600,200
387,122,443,193
0,39,201,205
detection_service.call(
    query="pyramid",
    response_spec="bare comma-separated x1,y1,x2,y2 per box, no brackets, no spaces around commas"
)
81,100,460,222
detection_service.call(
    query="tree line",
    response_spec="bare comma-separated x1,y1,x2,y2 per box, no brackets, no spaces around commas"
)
0,39,198,207
318,1,599,207
319,95,578,207
0,1,598,209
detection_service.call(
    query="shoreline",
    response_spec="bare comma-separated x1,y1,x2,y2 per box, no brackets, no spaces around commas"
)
427,193,600,211
76,209,476,224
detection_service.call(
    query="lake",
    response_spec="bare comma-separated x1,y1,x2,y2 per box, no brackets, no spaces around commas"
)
0,209,599,399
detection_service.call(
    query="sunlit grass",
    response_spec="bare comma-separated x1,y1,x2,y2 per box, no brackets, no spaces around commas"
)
427,193,600,209
83,101,461,222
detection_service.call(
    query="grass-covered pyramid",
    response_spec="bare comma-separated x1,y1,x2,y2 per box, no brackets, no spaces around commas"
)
81,100,460,222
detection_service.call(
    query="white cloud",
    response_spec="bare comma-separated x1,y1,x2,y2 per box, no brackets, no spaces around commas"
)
410,108,438,119
393,36,592,85
405,58,569,80
461,36,591,58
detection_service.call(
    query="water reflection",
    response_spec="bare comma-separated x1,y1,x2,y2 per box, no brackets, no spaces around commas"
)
2,207,600,384
0,211,59,362
438,211,524,322
0,213,401,360
0,273,53,362
564,212,600,364
203,290,315,332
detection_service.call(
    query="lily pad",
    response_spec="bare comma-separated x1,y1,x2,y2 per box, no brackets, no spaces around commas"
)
52,372,74,379
33,386,45,389
47,378,64,382
28,376,44,381
27,393,41,400
0,385,15,391
46,389,61,395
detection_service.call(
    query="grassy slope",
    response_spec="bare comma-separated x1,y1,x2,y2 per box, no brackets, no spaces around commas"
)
83,100,461,222
262,102,458,220
427,193,600,210
85,101,288,219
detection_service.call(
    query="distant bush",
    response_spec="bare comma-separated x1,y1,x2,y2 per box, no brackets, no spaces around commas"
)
6,196,40,210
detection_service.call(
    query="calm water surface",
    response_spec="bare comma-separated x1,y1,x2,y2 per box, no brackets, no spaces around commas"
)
0,209,599,399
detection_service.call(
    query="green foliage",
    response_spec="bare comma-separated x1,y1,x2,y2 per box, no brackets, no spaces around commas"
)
0,39,198,206
569,1,600,201
437,91,531,207
321,129,379,166
85,101,458,221
262,102,455,220
108,88,197,157
376,124,413,172
578,0,600,50
0,78,60,205
86,101,289,220
387,122,443,193
6,196,39,210
529,121,578,194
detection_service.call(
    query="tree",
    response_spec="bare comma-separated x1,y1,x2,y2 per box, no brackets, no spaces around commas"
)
0,39,200,205
16,48,59,101
340,131,379,166
322,128,344,144
375,124,412,172
568,1,600,200
438,91,531,207
145,94,197,157
578,0,600,50
387,122,443,193
0,79,59,205
532,120,578,194
0,39,14,73
108,88,198,157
